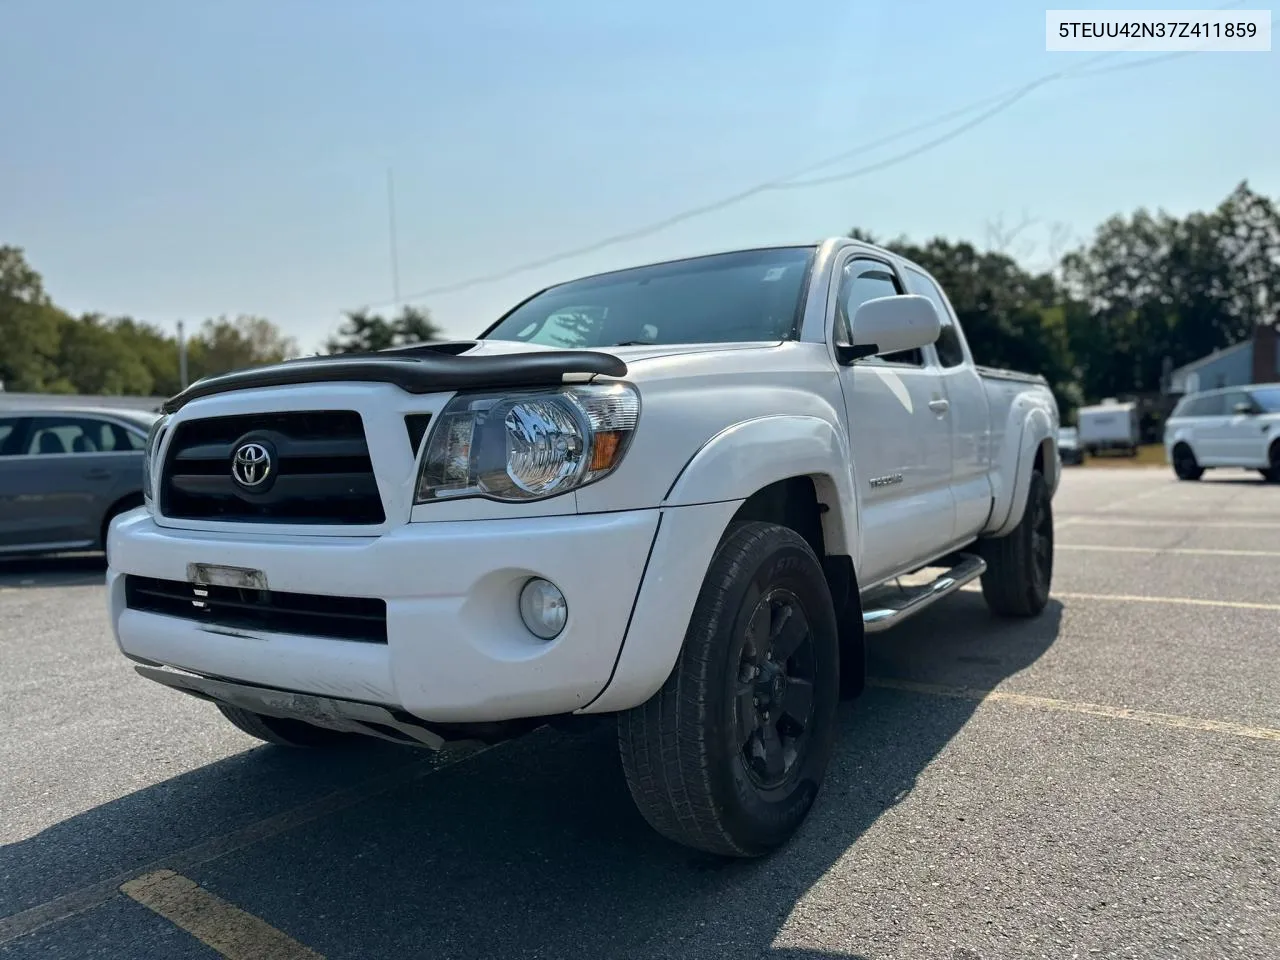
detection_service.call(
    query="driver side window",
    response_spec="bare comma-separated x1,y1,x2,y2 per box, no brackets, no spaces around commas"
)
835,258,922,366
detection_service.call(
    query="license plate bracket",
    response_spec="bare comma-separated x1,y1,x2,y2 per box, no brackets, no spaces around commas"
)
186,563,269,591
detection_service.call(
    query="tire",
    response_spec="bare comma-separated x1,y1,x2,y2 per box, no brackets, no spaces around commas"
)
617,521,840,857
1172,443,1203,481
216,703,358,748
1261,443,1280,483
978,469,1053,618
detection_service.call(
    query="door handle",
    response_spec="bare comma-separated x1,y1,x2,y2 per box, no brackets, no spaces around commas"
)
84,469,111,480
928,398,950,415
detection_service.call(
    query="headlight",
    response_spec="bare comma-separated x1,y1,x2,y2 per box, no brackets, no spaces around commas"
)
415,382,640,504
142,414,169,506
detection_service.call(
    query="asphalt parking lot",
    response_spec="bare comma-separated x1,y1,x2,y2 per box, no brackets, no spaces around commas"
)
2,467,1277,960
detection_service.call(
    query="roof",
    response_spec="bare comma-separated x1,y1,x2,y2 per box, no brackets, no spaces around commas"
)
1168,339,1253,377
0,404,161,422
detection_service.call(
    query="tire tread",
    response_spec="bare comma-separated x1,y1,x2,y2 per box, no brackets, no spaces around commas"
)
979,470,1051,618
618,521,829,856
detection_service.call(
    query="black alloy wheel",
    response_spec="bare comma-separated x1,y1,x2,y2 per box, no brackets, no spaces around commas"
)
1028,483,1054,601
618,521,840,857
734,588,818,792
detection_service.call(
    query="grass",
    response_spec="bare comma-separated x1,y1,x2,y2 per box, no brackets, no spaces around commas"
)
1076,444,1168,468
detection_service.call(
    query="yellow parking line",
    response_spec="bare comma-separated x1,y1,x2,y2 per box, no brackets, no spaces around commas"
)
871,679,1280,742
1058,544,1280,559
1052,590,1280,611
121,870,324,960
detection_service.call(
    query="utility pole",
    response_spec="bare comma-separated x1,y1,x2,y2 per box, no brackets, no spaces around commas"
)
177,320,189,389
386,167,401,307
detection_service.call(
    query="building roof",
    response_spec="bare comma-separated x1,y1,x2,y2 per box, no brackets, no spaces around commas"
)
1168,339,1253,378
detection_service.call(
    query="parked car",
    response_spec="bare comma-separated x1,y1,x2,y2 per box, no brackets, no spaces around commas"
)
1077,399,1140,456
0,406,160,557
1163,383,1280,482
1058,426,1084,465
106,238,1060,857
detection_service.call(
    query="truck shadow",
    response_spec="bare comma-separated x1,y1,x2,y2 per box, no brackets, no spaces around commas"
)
2,591,1062,959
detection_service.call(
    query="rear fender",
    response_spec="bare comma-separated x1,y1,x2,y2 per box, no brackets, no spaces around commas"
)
986,403,1056,538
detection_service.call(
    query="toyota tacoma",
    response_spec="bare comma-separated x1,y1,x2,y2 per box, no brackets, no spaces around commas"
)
107,237,1060,856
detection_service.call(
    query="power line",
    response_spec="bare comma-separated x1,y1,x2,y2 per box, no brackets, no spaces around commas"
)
770,80,1052,191
352,7,1245,311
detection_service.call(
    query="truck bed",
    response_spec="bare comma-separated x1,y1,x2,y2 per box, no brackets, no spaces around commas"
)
976,364,1048,386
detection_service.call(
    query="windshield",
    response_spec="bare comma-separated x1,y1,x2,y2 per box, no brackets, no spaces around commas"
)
1251,386,1280,413
481,246,815,349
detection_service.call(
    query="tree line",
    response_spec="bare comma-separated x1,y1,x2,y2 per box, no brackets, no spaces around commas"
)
3,181,1276,417
0,249,444,398
850,181,1280,418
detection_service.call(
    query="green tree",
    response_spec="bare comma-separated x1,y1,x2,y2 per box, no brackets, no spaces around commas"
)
0,245,64,391
187,315,298,382
109,317,183,396
325,305,443,354
1061,181,1280,400
55,313,155,395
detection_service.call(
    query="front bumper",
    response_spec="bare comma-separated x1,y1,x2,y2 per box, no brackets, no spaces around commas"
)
108,508,666,723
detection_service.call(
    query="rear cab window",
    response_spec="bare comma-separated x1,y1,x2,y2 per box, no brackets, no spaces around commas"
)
901,266,967,368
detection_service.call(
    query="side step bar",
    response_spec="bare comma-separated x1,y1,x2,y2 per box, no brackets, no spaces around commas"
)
862,553,987,634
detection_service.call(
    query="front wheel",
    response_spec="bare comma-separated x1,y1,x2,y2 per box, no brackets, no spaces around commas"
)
617,521,840,857
978,469,1053,618
1172,444,1203,481
1261,443,1280,483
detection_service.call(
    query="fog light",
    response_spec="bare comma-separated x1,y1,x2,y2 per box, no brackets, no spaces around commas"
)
519,578,567,640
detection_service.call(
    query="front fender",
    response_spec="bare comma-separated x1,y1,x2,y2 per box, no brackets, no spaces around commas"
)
662,414,857,556
987,404,1056,538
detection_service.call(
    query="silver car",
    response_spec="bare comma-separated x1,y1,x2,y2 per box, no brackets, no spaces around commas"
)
0,406,160,557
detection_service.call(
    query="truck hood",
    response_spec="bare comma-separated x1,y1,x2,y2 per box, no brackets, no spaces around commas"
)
460,338,782,364
160,338,785,413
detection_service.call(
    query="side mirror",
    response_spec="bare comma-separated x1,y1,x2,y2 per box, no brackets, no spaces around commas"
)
836,294,942,365
1233,401,1257,416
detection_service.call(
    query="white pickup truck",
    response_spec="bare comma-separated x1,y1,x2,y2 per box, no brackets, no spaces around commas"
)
107,237,1061,857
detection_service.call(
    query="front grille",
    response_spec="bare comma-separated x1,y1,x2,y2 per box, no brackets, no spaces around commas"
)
160,410,385,525
124,575,387,643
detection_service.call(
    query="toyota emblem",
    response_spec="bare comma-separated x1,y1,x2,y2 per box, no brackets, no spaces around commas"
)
231,442,273,488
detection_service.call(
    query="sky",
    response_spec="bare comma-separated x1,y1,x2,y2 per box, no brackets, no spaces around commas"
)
2,0,1277,351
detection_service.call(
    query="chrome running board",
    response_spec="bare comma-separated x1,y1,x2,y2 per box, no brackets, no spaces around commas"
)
861,553,986,634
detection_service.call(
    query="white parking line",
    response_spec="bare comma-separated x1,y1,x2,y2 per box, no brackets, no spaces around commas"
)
1057,517,1280,530
1058,544,1280,559
1053,591,1280,612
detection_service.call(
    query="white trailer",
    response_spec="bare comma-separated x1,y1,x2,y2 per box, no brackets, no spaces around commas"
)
1077,399,1140,456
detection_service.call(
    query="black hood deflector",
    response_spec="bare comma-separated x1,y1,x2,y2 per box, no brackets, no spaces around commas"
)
160,341,628,414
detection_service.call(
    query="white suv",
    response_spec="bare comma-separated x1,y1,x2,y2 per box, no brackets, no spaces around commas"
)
1164,383,1280,482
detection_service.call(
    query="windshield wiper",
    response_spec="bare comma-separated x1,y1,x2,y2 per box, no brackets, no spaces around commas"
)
611,340,657,346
